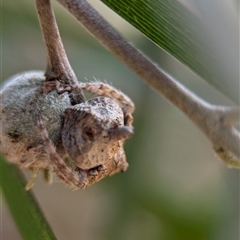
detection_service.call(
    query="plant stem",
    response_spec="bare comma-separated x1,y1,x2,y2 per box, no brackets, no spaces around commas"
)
56,0,240,167
36,0,78,86
36,0,85,102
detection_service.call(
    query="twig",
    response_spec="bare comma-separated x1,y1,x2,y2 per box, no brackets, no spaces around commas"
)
56,0,240,168
36,0,85,101
36,0,77,86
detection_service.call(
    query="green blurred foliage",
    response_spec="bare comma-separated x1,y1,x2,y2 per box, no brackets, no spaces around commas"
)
0,156,57,240
1,1,239,240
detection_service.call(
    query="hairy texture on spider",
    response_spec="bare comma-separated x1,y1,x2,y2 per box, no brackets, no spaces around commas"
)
0,71,134,189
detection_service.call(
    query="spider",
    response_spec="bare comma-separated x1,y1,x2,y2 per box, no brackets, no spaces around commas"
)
0,71,134,190
37,81,135,189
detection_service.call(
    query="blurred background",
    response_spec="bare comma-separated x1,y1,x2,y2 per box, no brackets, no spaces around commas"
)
1,0,239,239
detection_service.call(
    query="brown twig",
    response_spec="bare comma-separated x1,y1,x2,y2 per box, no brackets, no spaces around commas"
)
36,0,80,89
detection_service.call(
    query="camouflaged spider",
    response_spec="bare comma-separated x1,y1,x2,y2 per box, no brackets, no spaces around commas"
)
38,81,135,189
0,0,135,189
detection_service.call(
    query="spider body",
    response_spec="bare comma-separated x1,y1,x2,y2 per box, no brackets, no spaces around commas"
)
0,71,134,189
62,97,129,170
0,71,70,169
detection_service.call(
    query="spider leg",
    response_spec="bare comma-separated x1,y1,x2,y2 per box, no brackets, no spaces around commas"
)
58,82,135,125
76,82,135,125
43,168,53,184
37,116,88,189
25,168,39,190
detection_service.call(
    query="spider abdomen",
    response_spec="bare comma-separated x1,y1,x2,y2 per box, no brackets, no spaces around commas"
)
0,71,71,169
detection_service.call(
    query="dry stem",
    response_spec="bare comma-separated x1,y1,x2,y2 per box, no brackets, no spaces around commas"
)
36,0,78,86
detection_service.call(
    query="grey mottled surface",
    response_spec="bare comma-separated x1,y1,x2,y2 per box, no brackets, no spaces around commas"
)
0,71,71,169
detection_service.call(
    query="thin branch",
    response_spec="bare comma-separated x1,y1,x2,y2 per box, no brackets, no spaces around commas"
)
36,0,77,86
56,0,240,168
220,107,240,125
